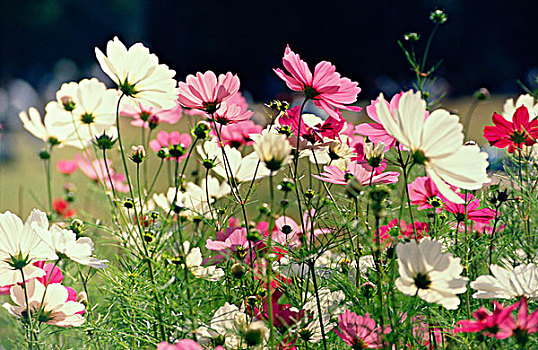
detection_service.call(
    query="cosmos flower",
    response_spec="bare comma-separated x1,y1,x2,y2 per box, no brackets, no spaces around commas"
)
56,160,78,175
483,105,538,153
395,238,468,309
181,241,224,281
443,193,496,225
148,131,192,161
211,101,254,125
470,264,538,300
273,210,330,249
2,279,85,327
375,90,490,204
18,107,66,147
497,297,538,341
75,153,129,193
45,78,118,148
455,301,517,338
274,45,361,119
408,176,443,211
502,94,538,120
277,106,345,143
334,310,384,348
0,210,57,286
312,162,399,186
121,101,182,129
252,132,293,172
212,120,263,148
177,71,240,113
95,36,178,109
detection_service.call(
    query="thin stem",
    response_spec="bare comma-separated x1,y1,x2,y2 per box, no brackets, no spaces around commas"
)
102,147,117,197
144,159,164,204
308,260,328,350
19,268,35,349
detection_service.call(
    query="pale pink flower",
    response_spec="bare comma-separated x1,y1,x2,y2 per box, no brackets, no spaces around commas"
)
274,45,361,120
56,160,78,175
157,340,203,350
121,101,182,129
273,210,330,249
312,162,399,186
211,101,253,125
177,71,240,113
211,120,263,148
334,310,384,348
75,154,129,193
149,131,192,161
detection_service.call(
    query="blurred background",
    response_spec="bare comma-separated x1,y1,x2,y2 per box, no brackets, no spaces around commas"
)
0,0,535,211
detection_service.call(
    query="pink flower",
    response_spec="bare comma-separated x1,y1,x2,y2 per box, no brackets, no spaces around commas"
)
274,45,361,120
278,105,345,143
375,219,429,247
455,301,517,338
210,120,263,148
177,71,240,114
355,93,403,150
443,193,496,225
149,131,192,161
211,101,254,125
498,297,538,341
273,210,330,249
334,310,384,348
483,106,538,153
75,153,129,193
408,176,443,211
312,162,399,186
205,227,250,264
121,101,182,129
157,340,202,350
56,160,78,175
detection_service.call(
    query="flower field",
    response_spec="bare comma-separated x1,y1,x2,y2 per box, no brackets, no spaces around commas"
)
2,9,538,350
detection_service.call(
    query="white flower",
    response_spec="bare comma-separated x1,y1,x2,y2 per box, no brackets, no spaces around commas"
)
45,78,118,148
503,94,538,121
18,107,66,147
375,90,490,203
197,302,243,348
0,210,57,286
252,132,293,172
95,36,178,109
299,288,346,343
395,238,468,309
470,263,538,300
182,241,224,281
198,140,271,183
2,279,85,327
37,225,108,269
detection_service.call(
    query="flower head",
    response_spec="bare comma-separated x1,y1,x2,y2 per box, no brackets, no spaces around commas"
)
455,301,517,338
252,133,293,172
312,162,399,186
483,105,538,153
375,90,490,204
19,107,65,147
274,45,361,120
121,101,182,129
334,310,384,348
408,176,443,211
96,37,178,109
471,264,538,300
395,238,468,309
177,71,240,113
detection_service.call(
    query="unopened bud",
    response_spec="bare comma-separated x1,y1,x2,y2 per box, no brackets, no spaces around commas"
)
60,96,76,111
94,131,116,150
38,149,51,160
231,263,246,279
473,88,490,101
277,178,295,192
77,291,88,306
244,322,267,347
430,9,447,24
148,115,159,129
130,145,146,163
404,32,420,41
202,158,216,170
193,121,211,140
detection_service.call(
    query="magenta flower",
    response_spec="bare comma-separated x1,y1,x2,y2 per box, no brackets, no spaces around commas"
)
375,219,429,247
443,193,496,225
210,120,262,148
278,105,345,143
274,45,361,120
121,101,182,129
157,340,203,350
149,131,192,161
312,162,399,186
56,160,78,175
334,310,384,348
177,71,240,114
483,105,538,153
455,301,517,338
355,92,403,150
498,297,538,341
408,176,443,211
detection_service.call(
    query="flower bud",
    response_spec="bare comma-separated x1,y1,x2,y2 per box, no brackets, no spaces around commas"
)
278,125,293,137
277,178,295,192
473,88,490,101
265,100,289,113
193,121,211,140
304,188,315,199
130,145,146,164
147,115,160,130
60,96,76,111
69,219,85,236
244,322,267,347
38,149,51,160
202,158,216,170
404,32,420,41
231,263,246,279
123,198,134,209
364,142,386,168
77,291,88,306
94,131,117,150
430,9,447,24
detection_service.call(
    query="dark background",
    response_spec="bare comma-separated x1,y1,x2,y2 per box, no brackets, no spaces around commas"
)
1,0,537,103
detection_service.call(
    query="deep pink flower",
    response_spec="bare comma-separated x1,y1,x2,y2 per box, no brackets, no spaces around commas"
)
274,45,361,120
375,219,429,247
355,93,403,150
56,160,78,175
312,162,399,186
177,71,240,114
455,301,517,339
278,105,345,143
75,153,129,193
334,310,384,348
498,297,538,341
149,131,192,161
210,120,263,148
121,101,182,129
483,106,538,153
443,193,496,225
255,289,304,330
408,176,443,211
